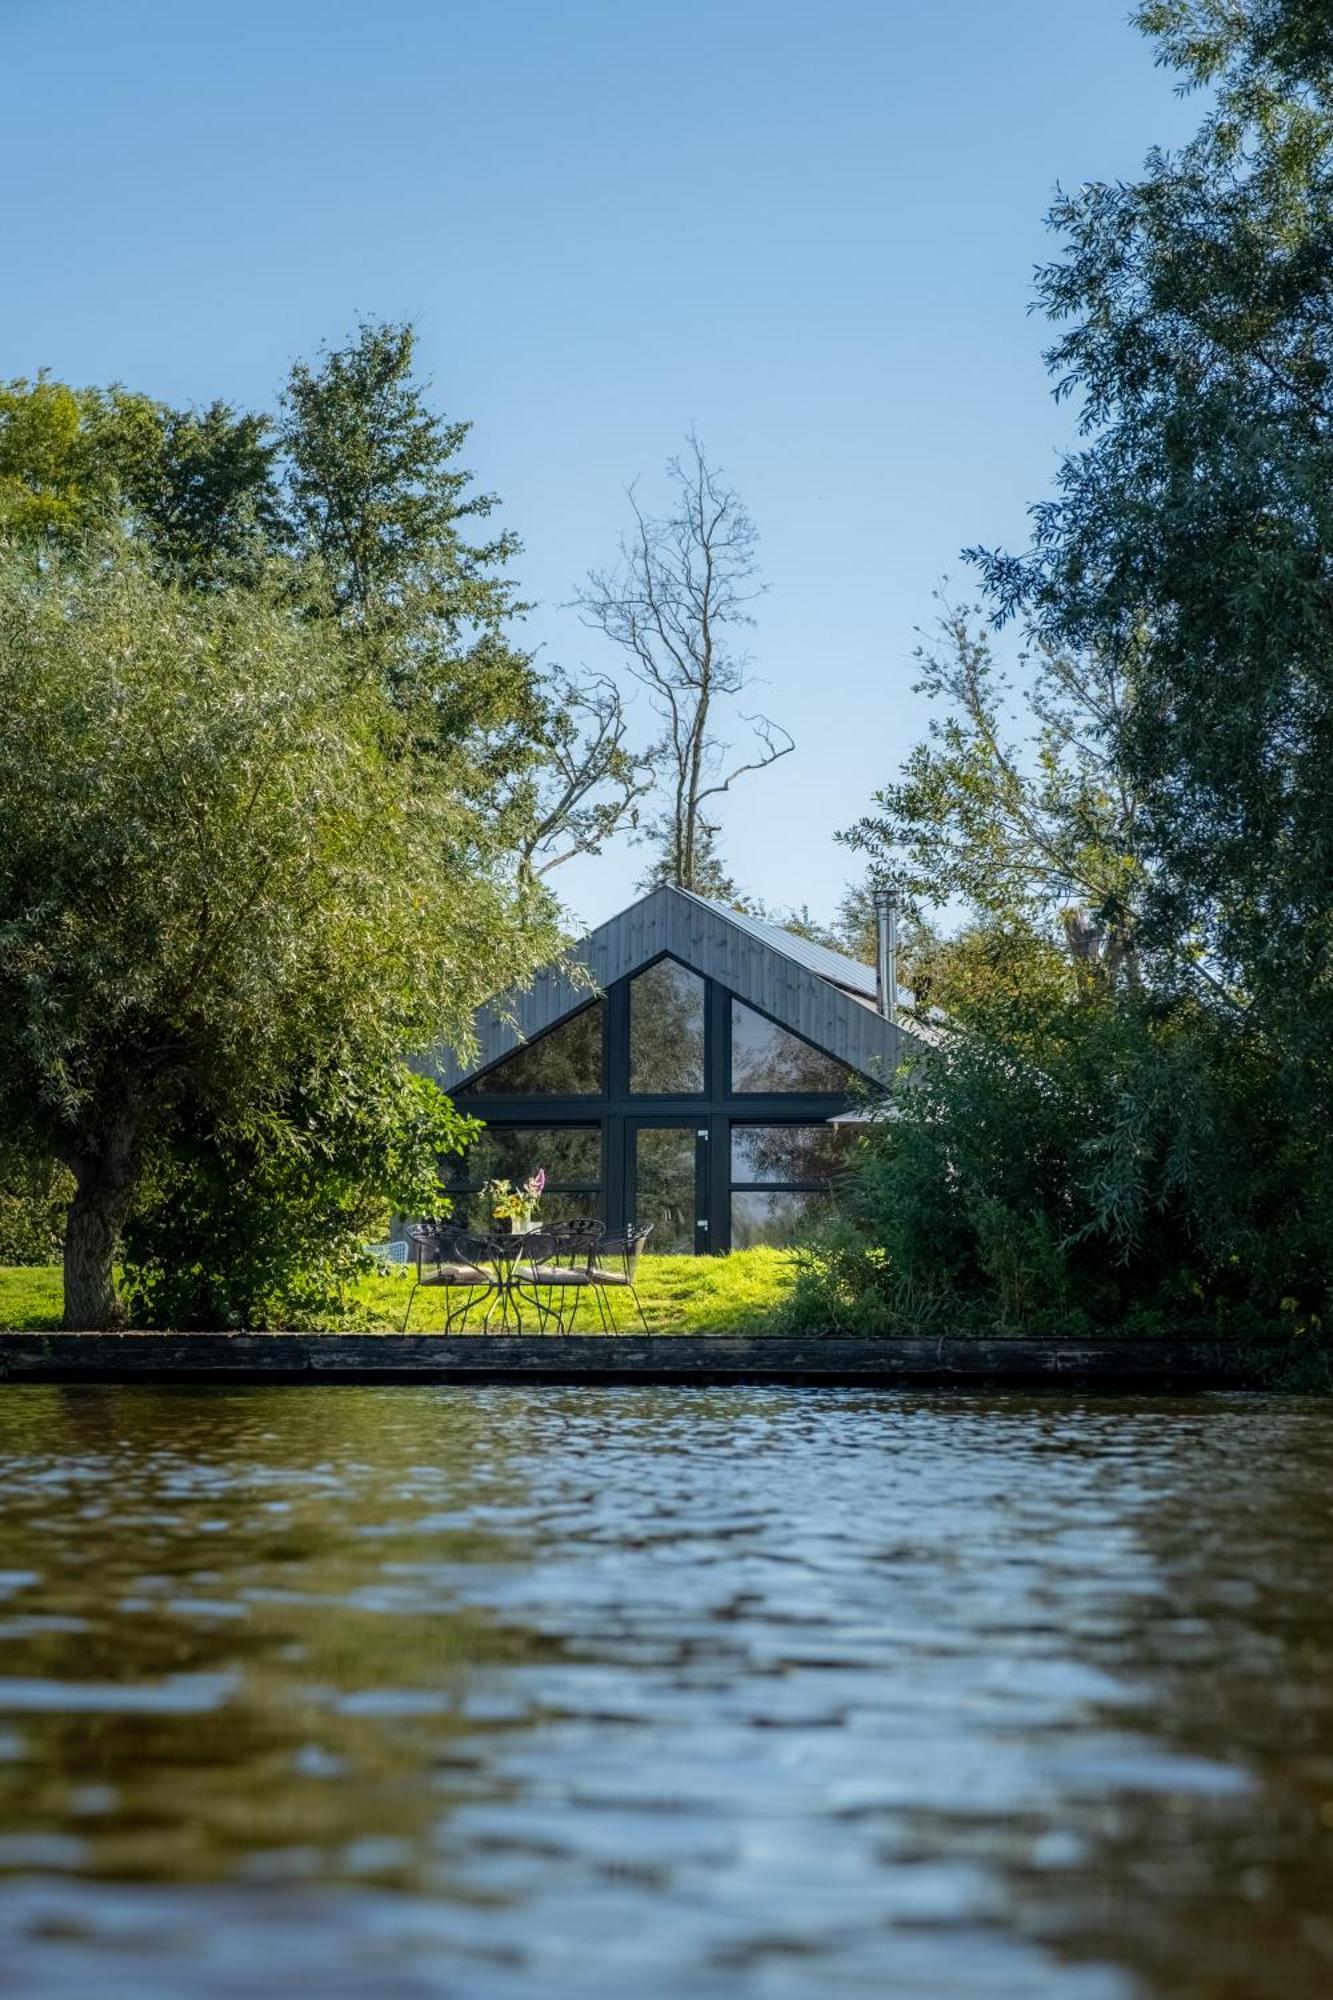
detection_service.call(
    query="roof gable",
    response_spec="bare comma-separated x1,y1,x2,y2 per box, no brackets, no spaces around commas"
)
429,884,914,1092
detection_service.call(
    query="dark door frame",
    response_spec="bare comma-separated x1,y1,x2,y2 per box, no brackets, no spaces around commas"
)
623,1114,710,1254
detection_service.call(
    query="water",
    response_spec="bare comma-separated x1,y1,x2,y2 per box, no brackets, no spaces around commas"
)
0,1388,1330,1999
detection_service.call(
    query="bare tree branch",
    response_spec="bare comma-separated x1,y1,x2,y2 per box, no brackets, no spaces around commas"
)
575,434,790,897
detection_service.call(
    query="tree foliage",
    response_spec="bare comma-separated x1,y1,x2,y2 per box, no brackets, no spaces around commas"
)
0,544,556,1326
796,0,1333,1361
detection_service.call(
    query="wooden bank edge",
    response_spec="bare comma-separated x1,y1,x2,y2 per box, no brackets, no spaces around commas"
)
0,1332,1260,1388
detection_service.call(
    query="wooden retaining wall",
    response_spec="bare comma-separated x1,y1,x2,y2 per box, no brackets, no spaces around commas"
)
0,1332,1259,1388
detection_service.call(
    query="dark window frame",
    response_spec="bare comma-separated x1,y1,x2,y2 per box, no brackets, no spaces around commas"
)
727,994,859,1098
456,967,868,1252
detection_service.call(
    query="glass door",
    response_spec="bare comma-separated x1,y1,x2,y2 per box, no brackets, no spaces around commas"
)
628,1122,708,1254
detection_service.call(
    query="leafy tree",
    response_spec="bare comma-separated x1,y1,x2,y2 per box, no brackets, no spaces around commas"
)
797,0,1333,1357
279,322,543,801
514,666,654,880
843,600,1146,992
0,1150,72,1266
0,376,160,545
121,400,282,587
0,543,557,1328
974,0,1333,1084
578,435,793,896
122,1066,474,1330
279,320,648,875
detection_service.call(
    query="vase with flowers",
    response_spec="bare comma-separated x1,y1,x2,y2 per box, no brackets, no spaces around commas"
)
482,1168,546,1233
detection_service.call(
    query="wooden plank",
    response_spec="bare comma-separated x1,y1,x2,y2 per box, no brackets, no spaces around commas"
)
0,1332,1259,1388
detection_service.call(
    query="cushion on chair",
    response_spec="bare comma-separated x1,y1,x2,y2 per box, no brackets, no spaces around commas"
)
420,1265,490,1285
526,1266,593,1285
588,1268,631,1285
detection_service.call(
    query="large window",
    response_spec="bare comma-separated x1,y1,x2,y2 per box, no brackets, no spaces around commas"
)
634,1128,697,1254
731,1192,823,1251
448,1124,602,1227
730,999,856,1095
729,1123,854,1183
629,959,705,1094
729,1121,857,1249
468,1001,603,1096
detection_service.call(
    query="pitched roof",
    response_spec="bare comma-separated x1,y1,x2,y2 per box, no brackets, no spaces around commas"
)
429,882,917,1093
674,889,880,1002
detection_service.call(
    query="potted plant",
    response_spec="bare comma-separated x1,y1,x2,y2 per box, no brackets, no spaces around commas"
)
482,1169,546,1233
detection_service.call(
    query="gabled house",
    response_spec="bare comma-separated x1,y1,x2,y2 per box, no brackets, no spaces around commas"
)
426,884,916,1253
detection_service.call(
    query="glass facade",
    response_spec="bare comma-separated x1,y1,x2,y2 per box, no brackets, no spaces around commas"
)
633,1128,698,1253
472,1001,603,1095
629,960,705,1094
729,1123,856,1185
455,960,870,1253
730,999,855,1094
730,1191,826,1250
448,1125,601,1229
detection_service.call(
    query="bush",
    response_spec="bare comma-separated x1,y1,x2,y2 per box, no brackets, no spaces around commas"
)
0,1158,72,1266
121,1066,476,1330
788,948,1333,1346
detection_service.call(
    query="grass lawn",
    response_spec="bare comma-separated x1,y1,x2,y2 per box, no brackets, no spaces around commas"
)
0,1248,797,1335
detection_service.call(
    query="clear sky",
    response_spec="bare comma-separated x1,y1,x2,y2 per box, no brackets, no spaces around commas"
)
2,0,1196,932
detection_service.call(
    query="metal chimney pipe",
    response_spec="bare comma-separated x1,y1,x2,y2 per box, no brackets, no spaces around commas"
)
874,885,899,1027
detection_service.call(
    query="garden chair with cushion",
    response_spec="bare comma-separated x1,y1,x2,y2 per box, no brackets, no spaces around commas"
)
588,1223,654,1332
514,1221,603,1332
403,1225,496,1332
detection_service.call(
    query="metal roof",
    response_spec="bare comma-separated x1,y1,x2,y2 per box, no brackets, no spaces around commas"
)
428,883,916,1092
676,889,882,1002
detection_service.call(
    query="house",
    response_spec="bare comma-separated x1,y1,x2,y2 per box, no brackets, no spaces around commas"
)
425,884,916,1253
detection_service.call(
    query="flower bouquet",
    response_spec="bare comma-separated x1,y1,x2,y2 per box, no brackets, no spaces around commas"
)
482,1168,546,1232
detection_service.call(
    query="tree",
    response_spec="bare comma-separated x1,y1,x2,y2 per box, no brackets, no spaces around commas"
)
972,0,1333,1083
122,1065,475,1331
121,400,283,587
795,0,1333,1356
515,666,654,879
842,600,1146,994
577,435,793,896
0,376,281,587
0,544,558,1328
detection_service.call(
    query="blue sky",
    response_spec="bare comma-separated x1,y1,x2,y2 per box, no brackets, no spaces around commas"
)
2,0,1196,931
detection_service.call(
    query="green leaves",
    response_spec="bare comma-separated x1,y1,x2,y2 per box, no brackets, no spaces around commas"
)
810,1,1333,1351
0,541,560,1321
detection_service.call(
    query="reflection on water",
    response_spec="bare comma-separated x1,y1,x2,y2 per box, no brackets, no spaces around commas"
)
0,1387,1330,1998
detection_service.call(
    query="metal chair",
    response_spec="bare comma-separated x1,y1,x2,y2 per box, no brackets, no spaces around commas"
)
514,1221,602,1332
402,1225,496,1332
588,1224,654,1332
497,1228,572,1332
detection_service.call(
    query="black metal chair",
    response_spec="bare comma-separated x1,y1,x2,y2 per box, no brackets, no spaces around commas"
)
497,1228,573,1332
515,1220,603,1332
402,1225,496,1332
587,1223,654,1332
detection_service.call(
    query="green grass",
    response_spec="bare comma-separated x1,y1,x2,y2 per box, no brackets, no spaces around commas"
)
0,1265,62,1330
0,1247,797,1335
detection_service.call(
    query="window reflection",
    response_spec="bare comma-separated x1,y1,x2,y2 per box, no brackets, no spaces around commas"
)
730,1191,824,1249
730,1000,855,1094
448,1125,601,1228
730,1123,855,1185
634,1127,696,1253
629,959,705,1094
469,1002,603,1096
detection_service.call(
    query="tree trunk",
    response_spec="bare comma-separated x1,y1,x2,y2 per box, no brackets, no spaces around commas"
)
62,1123,143,1330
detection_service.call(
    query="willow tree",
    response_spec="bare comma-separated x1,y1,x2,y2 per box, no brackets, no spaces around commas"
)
0,545,554,1328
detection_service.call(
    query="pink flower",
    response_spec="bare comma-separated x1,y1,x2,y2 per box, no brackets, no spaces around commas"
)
529,1168,546,1194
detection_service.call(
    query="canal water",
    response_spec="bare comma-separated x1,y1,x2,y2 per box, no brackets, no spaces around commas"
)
0,1387,1330,1999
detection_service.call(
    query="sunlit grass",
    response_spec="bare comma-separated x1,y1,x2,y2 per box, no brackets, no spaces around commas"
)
0,1248,797,1335
0,1265,62,1330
